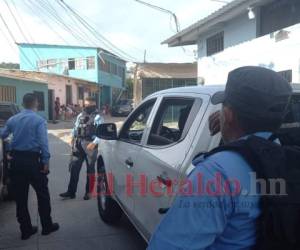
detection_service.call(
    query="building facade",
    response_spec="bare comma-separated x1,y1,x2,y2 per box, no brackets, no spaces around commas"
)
163,0,300,84
0,69,98,120
0,72,48,119
18,43,126,105
134,63,197,104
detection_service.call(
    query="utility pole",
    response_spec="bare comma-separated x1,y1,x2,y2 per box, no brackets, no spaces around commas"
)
143,50,147,63
134,0,180,32
133,63,139,106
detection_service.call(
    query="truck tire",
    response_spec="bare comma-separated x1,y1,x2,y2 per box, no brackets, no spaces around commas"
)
97,158,122,224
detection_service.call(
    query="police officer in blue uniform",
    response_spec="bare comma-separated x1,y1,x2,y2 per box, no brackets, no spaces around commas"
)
1,93,59,240
60,97,103,200
148,67,292,250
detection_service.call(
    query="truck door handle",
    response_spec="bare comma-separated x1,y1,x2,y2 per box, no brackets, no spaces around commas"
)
158,207,170,214
157,175,172,187
125,158,134,168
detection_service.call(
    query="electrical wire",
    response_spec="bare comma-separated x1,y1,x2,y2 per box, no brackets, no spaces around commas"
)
53,0,100,47
59,0,138,61
4,0,42,62
20,0,101,68
0,12,35,69
11,0,35,43
40,0,94,46
133,0,189,54
21,0,78,47
57,0,146,59
28,0,128,62
32,0,87,45
0,26,19,58
46,0,122,61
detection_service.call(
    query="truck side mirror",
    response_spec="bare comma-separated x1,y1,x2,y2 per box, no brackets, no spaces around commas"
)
96,123,117,140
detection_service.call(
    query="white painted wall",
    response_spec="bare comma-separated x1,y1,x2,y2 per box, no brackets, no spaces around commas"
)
197,23,300,85
197,13,257,59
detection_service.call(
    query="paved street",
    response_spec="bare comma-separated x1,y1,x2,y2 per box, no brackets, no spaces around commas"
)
0,120,147,250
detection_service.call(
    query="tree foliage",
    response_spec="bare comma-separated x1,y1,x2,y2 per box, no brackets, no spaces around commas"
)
0,62,20,69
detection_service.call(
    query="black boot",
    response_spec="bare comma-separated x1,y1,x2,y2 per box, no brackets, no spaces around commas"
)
21,226,38,240
42,223,60,235
83,193,90,200
59,191,75,199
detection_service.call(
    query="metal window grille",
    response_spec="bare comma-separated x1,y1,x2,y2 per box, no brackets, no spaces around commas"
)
68,58,75,70
110,63,117,75
0,85,16,103
75,58,84,70
37,60,47,69
47,59,57,70
278,70,292,83
33,91,45,111
87,56,95,70
206,32,224,56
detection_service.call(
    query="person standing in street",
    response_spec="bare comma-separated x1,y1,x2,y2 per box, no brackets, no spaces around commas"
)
54,97,60,122
60,97,103,200
1,93,59,240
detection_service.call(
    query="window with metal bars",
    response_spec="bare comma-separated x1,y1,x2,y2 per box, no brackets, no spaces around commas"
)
0,85,16,103
75,58,84,70
33,91,45,111
206,32,224,56
87,56,95,70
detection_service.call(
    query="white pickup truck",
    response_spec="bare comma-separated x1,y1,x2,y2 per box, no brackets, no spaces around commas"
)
96,84,300,242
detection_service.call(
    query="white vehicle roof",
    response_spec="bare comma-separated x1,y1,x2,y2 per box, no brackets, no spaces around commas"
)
147,85,225,100
147,83,300,101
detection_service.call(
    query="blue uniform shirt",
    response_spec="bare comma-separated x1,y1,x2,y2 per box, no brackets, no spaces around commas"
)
1,109,50,165
72,112,103,144
148,132,272,250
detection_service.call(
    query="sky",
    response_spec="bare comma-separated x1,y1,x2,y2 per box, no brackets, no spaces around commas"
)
0,0,228,64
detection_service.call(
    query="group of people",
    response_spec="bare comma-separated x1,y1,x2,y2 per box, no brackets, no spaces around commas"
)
1,95,102,240
1,66,298,249
54,97,81,121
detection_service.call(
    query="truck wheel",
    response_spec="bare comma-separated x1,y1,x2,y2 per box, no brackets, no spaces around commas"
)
97,159,122,224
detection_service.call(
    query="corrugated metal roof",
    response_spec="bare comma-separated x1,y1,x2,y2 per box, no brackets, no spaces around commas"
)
162,0,269,46
0,69,47,84
0,68,97,86
137,63,197,79
17,43,126,62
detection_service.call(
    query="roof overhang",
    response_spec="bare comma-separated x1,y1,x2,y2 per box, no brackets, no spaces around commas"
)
162,0,272,47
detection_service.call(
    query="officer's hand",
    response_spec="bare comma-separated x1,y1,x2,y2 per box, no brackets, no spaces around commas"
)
40,165,50,174
87,142,97,151
6,153,13,161
209,110,221,136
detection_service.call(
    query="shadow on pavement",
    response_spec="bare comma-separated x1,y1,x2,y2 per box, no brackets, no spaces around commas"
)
0,133,147,250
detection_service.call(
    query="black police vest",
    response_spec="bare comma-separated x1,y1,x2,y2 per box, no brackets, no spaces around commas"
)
76,111,98,141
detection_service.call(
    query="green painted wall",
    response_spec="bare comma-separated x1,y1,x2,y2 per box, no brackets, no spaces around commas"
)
0,76,49,120
101,85,111,106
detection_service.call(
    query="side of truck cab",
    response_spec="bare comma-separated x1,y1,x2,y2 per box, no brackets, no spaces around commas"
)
96,84,300,242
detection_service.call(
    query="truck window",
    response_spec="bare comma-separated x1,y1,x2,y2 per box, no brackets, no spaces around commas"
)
278,94,300,146
119,99,156,144
147,98,198,146
0,105,14,127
